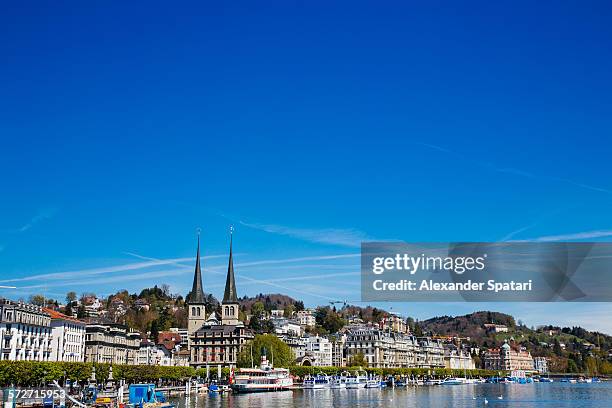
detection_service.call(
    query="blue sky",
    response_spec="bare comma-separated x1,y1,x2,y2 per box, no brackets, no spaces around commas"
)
1,1,612,333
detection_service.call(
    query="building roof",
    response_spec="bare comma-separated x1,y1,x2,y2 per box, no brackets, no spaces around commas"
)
158,331,182,344
42,307,84,324
187,233,206,304
223,231,238,303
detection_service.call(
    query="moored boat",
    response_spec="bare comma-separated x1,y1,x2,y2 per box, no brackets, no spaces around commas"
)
345,370,368,389
365,377,382,388
231,355,293,393
330,372,348,389
303,373,331,389
441,377,467,385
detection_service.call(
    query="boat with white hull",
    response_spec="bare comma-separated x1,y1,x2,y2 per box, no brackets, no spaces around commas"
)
231,355,293,393
303,373,331,389
345,370,368,389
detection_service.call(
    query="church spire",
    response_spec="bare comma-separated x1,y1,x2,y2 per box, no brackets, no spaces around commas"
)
223,226,238,303
188,229,205,303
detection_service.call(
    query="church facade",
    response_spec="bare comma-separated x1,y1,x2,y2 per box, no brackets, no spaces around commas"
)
187,232,253,369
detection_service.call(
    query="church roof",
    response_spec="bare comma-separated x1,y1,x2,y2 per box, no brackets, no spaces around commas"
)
187,233,205,304
223,231,239,303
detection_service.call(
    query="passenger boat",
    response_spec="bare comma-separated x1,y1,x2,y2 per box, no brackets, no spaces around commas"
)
303,373,331,389
539,377,554,383
345,370,368,389
365,377,382,388
231,355,293,393
330,371,349,389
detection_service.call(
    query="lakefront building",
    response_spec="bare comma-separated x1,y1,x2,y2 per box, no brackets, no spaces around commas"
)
483,341,535,372
43,308,86,362
188,232,254,369
0,299,53,361
344,326,445,368
84,321,140,364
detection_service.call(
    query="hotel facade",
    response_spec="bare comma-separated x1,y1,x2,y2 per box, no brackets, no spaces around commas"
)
0,299,53,362
84,321,141,365
483,341,535,372
44,308,86,362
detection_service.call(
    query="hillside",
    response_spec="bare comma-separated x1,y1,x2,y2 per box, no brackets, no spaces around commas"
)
239,293,303,313
421,311,612,373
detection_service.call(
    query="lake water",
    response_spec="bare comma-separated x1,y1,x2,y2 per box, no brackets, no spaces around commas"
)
170,382,612,408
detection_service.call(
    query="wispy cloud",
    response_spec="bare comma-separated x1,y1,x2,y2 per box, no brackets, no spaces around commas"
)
0,256,197,284
499,208,572,242
519,230,612,242
417,142,611,194
240,221,371,248
15,269,190,290
18,207,58,233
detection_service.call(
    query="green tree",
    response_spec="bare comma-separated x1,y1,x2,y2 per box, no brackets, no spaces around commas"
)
77,304,86,319
150,320,160,342
567,359,579,373
29,294,45,306
237,334,294,368
348,352,368,367
323,310,345,333
553,339,563,355
283,304,295,318
251,301,265,317
66,291,77,304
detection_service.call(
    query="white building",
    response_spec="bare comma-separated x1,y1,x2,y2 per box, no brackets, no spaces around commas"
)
0,299,53,361
270,309,285,318
44,308,85,362
81,297,103,318
84,322,140,364
345,326,445,369
330,334,346,367
271,318,303,336
138,340,173,366
296,310,315,327
304,336,333,366
534,356,548,373
444,348,475,370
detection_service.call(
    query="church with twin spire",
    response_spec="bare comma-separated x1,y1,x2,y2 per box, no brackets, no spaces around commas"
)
186,230,253,369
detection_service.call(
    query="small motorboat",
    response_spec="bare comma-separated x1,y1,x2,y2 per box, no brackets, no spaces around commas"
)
441,377,467,385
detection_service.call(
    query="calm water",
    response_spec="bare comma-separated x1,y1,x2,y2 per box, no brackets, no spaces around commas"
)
170,383,612,408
